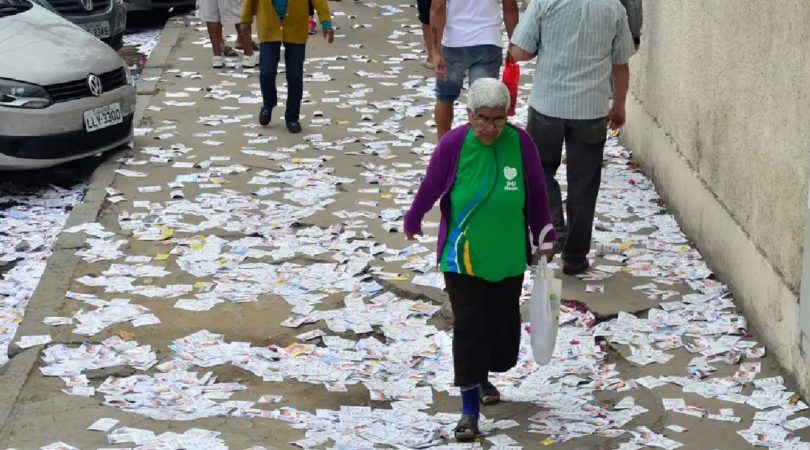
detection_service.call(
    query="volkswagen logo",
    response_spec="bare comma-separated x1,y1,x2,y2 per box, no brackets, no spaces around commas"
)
79,0,93,11
87,74,103,96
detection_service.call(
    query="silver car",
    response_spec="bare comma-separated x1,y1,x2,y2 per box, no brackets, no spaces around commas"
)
31,0,127,49
0,0,136,170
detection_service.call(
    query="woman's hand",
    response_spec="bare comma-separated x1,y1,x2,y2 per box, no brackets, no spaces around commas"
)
324,28,335,44
533,248,555,264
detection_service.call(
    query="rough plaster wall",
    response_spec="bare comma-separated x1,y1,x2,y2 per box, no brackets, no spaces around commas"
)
630,0,810,291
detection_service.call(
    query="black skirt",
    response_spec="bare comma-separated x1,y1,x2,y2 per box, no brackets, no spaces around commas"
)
443,271,524,387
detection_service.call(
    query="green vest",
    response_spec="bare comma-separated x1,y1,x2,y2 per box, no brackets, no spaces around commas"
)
440,127,527,282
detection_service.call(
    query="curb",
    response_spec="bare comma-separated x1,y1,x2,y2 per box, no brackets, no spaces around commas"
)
0,20,182,432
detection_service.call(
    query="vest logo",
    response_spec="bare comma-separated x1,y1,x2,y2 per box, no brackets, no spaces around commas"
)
503,166,518,191
504,166,517,180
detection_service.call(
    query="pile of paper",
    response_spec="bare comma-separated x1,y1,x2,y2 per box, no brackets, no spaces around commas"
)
0,182,84,366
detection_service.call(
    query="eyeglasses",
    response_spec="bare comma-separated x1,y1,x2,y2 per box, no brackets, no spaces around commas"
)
468,109,508,128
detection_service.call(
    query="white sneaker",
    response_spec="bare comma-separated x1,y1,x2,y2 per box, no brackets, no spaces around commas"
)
241,53,258,68
211,56,224,68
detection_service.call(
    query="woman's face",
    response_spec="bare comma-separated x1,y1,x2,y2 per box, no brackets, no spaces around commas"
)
468,107,508,145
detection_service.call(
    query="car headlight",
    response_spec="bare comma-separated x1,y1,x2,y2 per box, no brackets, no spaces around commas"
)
124,64,134,86
0,78,51,109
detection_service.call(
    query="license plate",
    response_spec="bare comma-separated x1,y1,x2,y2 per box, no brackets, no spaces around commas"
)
81,20,111,39
84,103,123,132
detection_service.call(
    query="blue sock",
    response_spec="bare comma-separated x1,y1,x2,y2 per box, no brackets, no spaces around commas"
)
461,385,480,417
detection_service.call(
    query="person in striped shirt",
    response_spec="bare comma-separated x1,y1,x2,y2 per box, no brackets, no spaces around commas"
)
510,0,635,275
405,78,556,441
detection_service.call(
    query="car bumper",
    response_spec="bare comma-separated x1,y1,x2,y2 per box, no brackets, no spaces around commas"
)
60,0,127,41
0,84,136,170
123,0,194,11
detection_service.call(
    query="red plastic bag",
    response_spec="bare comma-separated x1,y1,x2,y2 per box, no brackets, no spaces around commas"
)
502,59,520,116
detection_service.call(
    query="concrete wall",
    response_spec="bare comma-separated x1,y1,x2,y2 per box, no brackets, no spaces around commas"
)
622,1,810,393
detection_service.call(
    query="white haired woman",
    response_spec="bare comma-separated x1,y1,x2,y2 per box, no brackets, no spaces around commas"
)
404,78,556,441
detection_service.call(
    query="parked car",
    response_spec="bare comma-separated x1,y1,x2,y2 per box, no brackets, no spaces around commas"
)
0,0,136,170
29,0,127,49
122,0,193,13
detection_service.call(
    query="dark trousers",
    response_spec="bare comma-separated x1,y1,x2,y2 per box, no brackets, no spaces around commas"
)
443,272,524,387
526,107,607,264
258,41,306,123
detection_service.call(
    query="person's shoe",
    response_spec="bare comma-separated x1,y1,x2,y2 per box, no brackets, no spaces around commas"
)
211,56,224,68
259,106,272,126
286,121,302,133
241,53,258,68
453,414,479,442
480,380,501,405
562,259,590,275
308,18,317,34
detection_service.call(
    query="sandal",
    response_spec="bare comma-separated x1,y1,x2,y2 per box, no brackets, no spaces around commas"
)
222,45,238,57
454,414,479,442
480,380,501,405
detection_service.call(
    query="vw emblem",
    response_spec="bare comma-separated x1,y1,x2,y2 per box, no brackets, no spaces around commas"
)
87,74,103,96
79,0,93,11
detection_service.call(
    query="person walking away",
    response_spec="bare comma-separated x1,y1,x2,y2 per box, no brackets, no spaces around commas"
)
197,0,257,68
430,0,519,142
416,0,434,68
509,0,635,275
404,78,556,441
240,0,335,133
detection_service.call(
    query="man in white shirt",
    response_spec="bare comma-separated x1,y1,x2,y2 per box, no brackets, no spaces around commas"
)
430,0,519,141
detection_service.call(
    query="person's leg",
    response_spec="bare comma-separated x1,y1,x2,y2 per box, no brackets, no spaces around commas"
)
443,272,488,440
434,101,454,142
258,41,281,124
236,25,253,56
206,22,223,56
417,0,432,65
561,117,608,269
467,44,503,85
485,273,525,373
527,108,567,245
283,42,307,130
434,46,466,142
421,25,434,66
197,0,223,59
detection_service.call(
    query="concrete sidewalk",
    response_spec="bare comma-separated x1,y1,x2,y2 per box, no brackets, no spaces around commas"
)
1,2,808,449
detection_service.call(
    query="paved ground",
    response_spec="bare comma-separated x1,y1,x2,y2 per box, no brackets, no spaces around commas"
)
1,2,809,450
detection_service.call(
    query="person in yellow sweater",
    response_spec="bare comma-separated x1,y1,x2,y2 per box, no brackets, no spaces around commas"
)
241,0,334,133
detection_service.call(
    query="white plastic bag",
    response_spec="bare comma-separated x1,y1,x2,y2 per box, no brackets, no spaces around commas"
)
529,258,562,364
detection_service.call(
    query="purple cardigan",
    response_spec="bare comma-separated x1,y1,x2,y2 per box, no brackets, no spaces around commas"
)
404,123,557,266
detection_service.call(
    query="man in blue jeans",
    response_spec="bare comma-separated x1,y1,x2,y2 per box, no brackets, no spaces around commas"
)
429,0,518,142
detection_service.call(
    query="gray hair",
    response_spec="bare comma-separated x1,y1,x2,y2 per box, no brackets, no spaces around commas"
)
467,78,510,114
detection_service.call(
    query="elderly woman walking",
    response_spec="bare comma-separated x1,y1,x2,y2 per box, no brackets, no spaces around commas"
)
404,78,556,441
